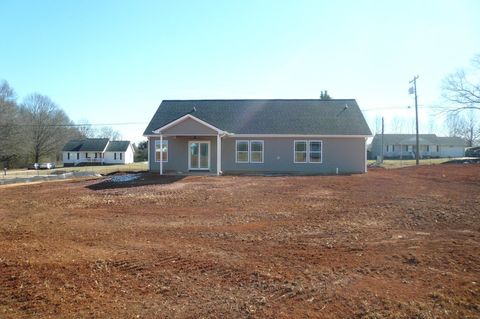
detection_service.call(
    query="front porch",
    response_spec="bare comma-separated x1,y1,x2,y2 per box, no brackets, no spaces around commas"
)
147,114,225,175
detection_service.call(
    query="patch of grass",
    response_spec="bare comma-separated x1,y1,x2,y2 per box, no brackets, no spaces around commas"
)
368,158,451,169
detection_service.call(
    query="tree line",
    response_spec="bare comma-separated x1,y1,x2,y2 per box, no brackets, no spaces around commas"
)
0,80,122,168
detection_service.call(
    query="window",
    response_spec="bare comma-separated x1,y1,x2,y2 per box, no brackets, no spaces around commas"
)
77,153,79,160
294,140,322,163
120,153,122,160
392,145,395,152
309,141,322,163
426,145,430,152
85,152,89,158
436,145,439,152
236,141,249,163
294,141,307,163
236,140,264,163
114,153,117,160
155,140,168,162
407,145,413,152
250,141,264,163
386,145,389,152
67,152,70,160
95,153,98,158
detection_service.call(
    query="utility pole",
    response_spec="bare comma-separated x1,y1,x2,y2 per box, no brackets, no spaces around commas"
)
409,76,420,165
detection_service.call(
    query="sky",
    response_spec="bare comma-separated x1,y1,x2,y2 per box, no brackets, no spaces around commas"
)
1,0,479,143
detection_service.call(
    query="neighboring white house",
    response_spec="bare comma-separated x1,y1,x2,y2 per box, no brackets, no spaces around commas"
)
62,138,135,166
370,134,466,159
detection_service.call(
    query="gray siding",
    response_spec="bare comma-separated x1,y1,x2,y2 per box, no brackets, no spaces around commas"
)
149,136,366,174
149,136,217,173
162,118,218,135
222,137,366,174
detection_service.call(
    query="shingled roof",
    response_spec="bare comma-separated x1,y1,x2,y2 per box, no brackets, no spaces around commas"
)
105,141,132,152
62,138,110,152
372,134,467,146
143,99,372,136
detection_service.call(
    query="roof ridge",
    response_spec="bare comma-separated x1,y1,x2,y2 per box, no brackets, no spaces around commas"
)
162,99,357,102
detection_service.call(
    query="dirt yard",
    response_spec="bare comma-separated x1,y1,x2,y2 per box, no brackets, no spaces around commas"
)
0,165,479,318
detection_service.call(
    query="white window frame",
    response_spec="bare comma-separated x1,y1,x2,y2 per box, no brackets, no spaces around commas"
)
235,140,250,163
294,140,323,164
249,140,264,163
155,139,169,162
236,140,264,163
294,140,308,163
188,140,211,171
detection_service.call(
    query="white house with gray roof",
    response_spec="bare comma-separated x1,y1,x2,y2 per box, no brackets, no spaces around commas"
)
143,99,372,175
62,138,135,166
370,134,466,159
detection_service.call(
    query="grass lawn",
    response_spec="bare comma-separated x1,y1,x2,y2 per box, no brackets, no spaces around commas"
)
368,157,451,168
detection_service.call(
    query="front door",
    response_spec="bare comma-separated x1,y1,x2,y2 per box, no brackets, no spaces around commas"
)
188,141,210,170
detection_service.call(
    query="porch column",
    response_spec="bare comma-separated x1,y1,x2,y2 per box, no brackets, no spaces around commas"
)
160,134,163,175
217,134,221,175
147,137,151,171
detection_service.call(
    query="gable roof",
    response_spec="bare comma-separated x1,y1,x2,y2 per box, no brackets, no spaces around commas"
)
62,138,110,152
144,99,372,136
105,141,132,152
372,134,467,147
436,136,467,146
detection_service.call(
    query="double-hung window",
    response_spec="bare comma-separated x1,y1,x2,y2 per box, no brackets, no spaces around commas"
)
294,140,322,163
236,140,264,163
155,140,168,162
250,141,264,163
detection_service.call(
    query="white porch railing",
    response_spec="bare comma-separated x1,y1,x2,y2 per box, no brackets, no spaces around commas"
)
73,158,105,166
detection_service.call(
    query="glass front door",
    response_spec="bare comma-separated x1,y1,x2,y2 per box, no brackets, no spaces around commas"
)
189,141,210,170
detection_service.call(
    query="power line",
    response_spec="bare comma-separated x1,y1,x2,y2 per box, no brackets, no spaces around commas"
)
0,122,147,128
361,104,440,112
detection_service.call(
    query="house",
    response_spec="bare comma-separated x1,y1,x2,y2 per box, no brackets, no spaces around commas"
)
62,138,135,166
370,134,466,159
143,99,372,175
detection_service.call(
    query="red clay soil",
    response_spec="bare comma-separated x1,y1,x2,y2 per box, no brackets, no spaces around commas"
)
0,164,479,318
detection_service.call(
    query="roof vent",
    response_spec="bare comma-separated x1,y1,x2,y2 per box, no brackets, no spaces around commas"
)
189,106,197,113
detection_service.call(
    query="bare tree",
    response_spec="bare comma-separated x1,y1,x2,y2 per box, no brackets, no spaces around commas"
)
22,93,76,163
442,54,480,112
446,111,480,147
389,117,407,133
0,80,17,102
76,119,97,138
0,81,23,166
97,126,122,141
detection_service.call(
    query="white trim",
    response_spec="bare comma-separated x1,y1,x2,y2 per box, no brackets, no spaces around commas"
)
228,134,371,138
294,140,307,163
294,140,323,164
249,140,264,163
160,135,163,175
154,139,169,163
235,140,250,163
309,140,323,163
152,114,224,134
364,137,368,173
188,140,211,171
217,135,222,175
144,133,371,138
147,138,151,170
